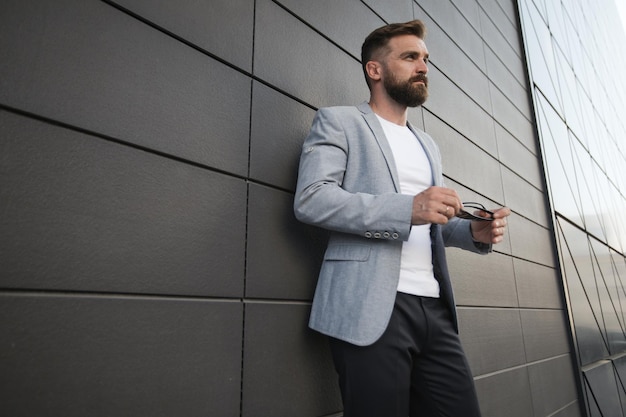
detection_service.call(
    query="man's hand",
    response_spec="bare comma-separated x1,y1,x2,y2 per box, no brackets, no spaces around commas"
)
470,207,511,244
411,186,462,225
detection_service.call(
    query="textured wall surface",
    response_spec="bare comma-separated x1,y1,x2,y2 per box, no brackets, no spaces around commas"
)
0,0,583,416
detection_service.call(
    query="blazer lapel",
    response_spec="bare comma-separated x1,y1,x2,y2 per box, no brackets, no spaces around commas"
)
358,102,442,189
358,102,402,193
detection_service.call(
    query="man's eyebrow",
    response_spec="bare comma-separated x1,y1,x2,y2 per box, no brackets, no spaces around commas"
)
399,50,429,59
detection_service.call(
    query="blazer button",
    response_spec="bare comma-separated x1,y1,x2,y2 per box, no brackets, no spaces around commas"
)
365,231,372,238
392,233,399,239
383,232,390,239
374,232,381,239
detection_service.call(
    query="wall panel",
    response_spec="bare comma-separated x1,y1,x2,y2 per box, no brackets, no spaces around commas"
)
501,167,549,227
527,355,579,416
0,111,246,297
489,82,535,145
520,309,571,361
478,7,525,84
448,250,517,307
246,183,326,300
0,294,242,417
242,302,341,416
423,111,503,201
109,0,255,71
508,215,555,266
494,122,542,185
414,0,486,72
365,0,413,23
418,14,491,112
0,0,251,175
458,307,526,375
424,68,498,158
249,81,316,191
514,258,562,309
275,0,383,58
253,0,366,108
474,368,534,417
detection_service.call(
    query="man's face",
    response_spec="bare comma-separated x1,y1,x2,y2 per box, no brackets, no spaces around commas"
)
380,35,429,107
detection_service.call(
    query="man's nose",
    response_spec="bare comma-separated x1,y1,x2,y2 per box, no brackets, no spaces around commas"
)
416,60,428,74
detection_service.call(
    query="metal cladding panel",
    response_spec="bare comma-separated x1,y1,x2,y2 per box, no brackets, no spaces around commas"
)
272,0,383,58
458,307,526,376
528,356,579,417
447,250,517,307
362,0,413,24
0,0,251,176
246,183,327,300
253,0,367,108
242,302,342,416
110,0,255,71
414,0,487,72
520,309,571,362
423,111,504,204
474,367,534,417
249,81,316,191
0,294,243,417
0,111,246,297
502,166,550,227
514,258,563,309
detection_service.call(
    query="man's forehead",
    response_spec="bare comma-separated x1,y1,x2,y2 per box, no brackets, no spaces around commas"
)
388,34,427,52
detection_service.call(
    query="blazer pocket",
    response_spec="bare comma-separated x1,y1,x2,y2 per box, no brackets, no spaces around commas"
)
324,244,371,262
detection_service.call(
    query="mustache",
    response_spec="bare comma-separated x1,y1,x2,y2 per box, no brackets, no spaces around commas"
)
410,74,428,85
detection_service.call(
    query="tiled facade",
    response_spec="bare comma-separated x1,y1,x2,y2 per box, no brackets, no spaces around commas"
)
0,0,624,415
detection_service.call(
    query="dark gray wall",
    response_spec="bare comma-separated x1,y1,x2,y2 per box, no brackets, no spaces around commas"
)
0,0,581,416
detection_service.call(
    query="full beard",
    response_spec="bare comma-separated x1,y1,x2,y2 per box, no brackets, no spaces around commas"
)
383,73,429,108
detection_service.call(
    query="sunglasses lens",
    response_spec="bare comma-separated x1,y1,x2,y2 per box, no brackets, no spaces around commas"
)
457,203,494,221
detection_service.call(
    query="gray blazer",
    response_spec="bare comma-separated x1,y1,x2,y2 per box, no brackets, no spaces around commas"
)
294,102,489,346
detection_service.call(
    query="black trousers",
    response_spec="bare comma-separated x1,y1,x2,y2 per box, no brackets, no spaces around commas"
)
329,292,481,417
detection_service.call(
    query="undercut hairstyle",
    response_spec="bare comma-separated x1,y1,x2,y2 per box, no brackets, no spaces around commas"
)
361,20,427,89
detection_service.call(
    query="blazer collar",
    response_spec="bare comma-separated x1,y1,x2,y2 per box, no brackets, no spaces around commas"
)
358,101,438,188
359,102,401,192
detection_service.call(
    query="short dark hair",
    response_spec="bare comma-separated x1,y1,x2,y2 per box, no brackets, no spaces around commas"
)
361,20,427,88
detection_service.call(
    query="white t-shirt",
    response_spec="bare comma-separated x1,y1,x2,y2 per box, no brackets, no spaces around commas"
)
376,115,440,298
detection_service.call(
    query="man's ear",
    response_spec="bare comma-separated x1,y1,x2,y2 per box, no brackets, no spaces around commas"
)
365,61,382,81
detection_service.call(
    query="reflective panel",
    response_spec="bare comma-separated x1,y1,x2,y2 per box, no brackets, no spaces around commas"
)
556,218,608,365
520,0,626,413
520,0,562,113
589,238,626,354
570,136,605,241
535,94,583,223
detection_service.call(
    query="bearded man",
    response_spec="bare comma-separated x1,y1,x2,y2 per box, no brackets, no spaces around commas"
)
294,20,510,417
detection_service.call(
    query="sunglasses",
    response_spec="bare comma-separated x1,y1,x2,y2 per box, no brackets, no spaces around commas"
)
456,202,494,221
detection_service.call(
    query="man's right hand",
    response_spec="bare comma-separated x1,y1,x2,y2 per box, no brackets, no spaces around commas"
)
411,186,462,225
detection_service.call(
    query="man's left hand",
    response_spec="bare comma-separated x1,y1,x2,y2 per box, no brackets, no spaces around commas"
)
470,207,511,244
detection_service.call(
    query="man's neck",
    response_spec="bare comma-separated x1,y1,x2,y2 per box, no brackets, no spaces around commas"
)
368,95,408,126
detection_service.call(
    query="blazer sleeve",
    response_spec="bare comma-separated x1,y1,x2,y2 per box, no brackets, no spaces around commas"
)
293,108,414,241
442,217,492,254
